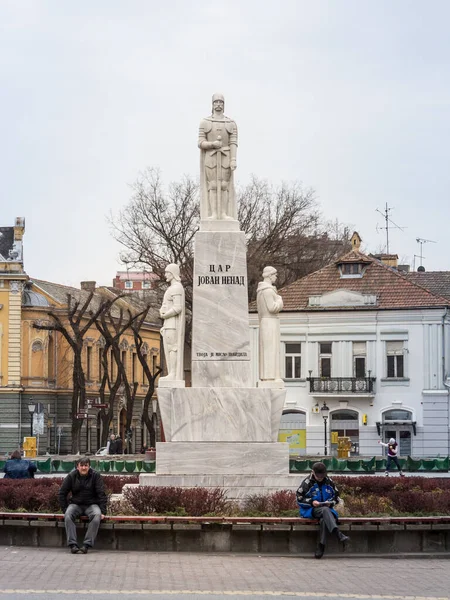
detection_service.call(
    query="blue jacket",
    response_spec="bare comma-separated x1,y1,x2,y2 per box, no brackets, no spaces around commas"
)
3,458,37,479
296,474,340,519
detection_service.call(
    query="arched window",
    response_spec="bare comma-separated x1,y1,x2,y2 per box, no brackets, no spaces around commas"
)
382,409,413,455
331,409,359,456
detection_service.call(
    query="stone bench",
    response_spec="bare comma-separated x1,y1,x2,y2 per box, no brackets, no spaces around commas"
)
1,512,449,555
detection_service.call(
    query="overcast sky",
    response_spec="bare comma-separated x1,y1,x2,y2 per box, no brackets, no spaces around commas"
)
1,0,449,287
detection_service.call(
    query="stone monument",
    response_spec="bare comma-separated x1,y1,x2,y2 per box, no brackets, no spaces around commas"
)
257,266,284,388
159,263,185,388
140,95,295,499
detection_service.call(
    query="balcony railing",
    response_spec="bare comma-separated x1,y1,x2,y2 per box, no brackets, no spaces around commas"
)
307,377,376,394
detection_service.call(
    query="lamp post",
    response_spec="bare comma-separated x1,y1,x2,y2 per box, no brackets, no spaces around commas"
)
321,401,330,456
27,400,36,437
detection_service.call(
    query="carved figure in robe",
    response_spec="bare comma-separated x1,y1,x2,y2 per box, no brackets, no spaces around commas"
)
159,264,185,381
198,93,238,221
257,266,283,382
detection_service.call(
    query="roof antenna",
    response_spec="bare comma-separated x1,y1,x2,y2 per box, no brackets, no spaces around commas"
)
414,237,437,271
375,203,406,254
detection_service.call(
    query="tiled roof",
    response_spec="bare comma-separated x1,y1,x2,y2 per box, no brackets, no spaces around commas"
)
406,272,450,302
264,250,450,312
29,279,161,325
335,250,372,264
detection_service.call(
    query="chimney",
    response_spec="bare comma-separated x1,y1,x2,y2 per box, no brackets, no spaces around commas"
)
372,254,399,269
81,281,96,292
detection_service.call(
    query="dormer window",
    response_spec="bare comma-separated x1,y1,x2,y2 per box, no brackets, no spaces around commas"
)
339,262,366,278
342,263,362,275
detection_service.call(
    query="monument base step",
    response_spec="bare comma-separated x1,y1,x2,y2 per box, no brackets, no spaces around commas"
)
155,441,289,475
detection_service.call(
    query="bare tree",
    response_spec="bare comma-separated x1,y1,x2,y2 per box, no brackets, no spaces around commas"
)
111,170,351,302
130,310,162,449
34,291,121,453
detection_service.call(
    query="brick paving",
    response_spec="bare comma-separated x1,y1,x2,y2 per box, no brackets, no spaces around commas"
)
0,547,449,598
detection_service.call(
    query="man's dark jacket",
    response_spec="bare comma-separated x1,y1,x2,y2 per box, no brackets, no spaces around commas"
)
58,468,107,514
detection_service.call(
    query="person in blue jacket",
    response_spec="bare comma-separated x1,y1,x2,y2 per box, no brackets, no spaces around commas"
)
3,450,37,479
296,461,349,559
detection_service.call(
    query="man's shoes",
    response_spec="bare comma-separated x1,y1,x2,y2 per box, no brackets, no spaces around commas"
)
314,543,325,559
400,471,405,477
70,545,80,554
385,471,389,477
79,545,89,554
337,531,350,545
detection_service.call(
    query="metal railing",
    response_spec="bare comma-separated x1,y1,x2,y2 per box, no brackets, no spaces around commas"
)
307,376,376,393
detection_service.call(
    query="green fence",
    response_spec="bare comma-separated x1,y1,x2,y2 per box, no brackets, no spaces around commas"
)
289,456,449,473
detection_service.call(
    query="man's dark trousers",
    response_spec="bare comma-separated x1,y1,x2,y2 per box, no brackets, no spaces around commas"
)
312,506,337,545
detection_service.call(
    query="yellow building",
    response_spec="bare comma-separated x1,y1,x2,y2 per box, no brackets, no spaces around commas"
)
0,218,162,454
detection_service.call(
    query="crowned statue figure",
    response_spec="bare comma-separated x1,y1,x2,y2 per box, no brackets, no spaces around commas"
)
198,93,238,221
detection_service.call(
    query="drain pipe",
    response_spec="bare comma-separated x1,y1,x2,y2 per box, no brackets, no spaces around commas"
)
442,308,450,456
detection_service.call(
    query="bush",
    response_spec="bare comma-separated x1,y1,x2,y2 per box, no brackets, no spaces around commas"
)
103,475,139,494
0,479,61,512
2,476,450,517
123,486,230,516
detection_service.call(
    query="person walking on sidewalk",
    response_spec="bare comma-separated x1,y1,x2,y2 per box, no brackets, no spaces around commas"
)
378,438,405,477
58,457,107,554
296,461,349,559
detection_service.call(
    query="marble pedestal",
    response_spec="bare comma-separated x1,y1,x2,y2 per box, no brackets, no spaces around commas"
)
191,230,251,388
157,387,286,442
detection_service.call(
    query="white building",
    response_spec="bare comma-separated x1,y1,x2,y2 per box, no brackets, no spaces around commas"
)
249,233,450,458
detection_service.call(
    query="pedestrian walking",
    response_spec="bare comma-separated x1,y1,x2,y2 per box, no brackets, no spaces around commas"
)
296,461,349,559
58,457,107,554
3,450,37,479
378,438,405,476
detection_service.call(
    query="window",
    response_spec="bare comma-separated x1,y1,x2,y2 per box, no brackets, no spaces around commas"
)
86,346,92,380
319,342,332,378
142,280,151,289
121,350,127,377
353,342,366,378
342,263,361,275
284,343,301,379
339,262,366,278
132,352,137,383
98,348,103,380
386,341,404,378
124,280,133,289
142,353,148,384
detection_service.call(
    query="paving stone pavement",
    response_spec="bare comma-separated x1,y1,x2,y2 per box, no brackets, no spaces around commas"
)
0,547,449,598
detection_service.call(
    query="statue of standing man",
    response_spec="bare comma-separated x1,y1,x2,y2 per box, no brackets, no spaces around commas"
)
159,264,185,385
257,266,284,387
198,93,238,221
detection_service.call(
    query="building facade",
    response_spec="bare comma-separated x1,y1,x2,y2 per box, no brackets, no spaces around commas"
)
0,219,162,455
249,234,450,458
113,270,159,291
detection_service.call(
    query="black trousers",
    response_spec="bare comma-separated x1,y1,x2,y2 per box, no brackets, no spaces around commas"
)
386,455,402,471
312,506,338,546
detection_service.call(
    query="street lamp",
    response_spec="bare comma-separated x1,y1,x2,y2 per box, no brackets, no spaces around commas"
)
27,400,36,437
321,401,330,456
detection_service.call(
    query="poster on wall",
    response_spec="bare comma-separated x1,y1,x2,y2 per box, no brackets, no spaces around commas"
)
278,429,306,456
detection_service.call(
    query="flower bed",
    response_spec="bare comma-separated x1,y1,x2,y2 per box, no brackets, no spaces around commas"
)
2,475,449,517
